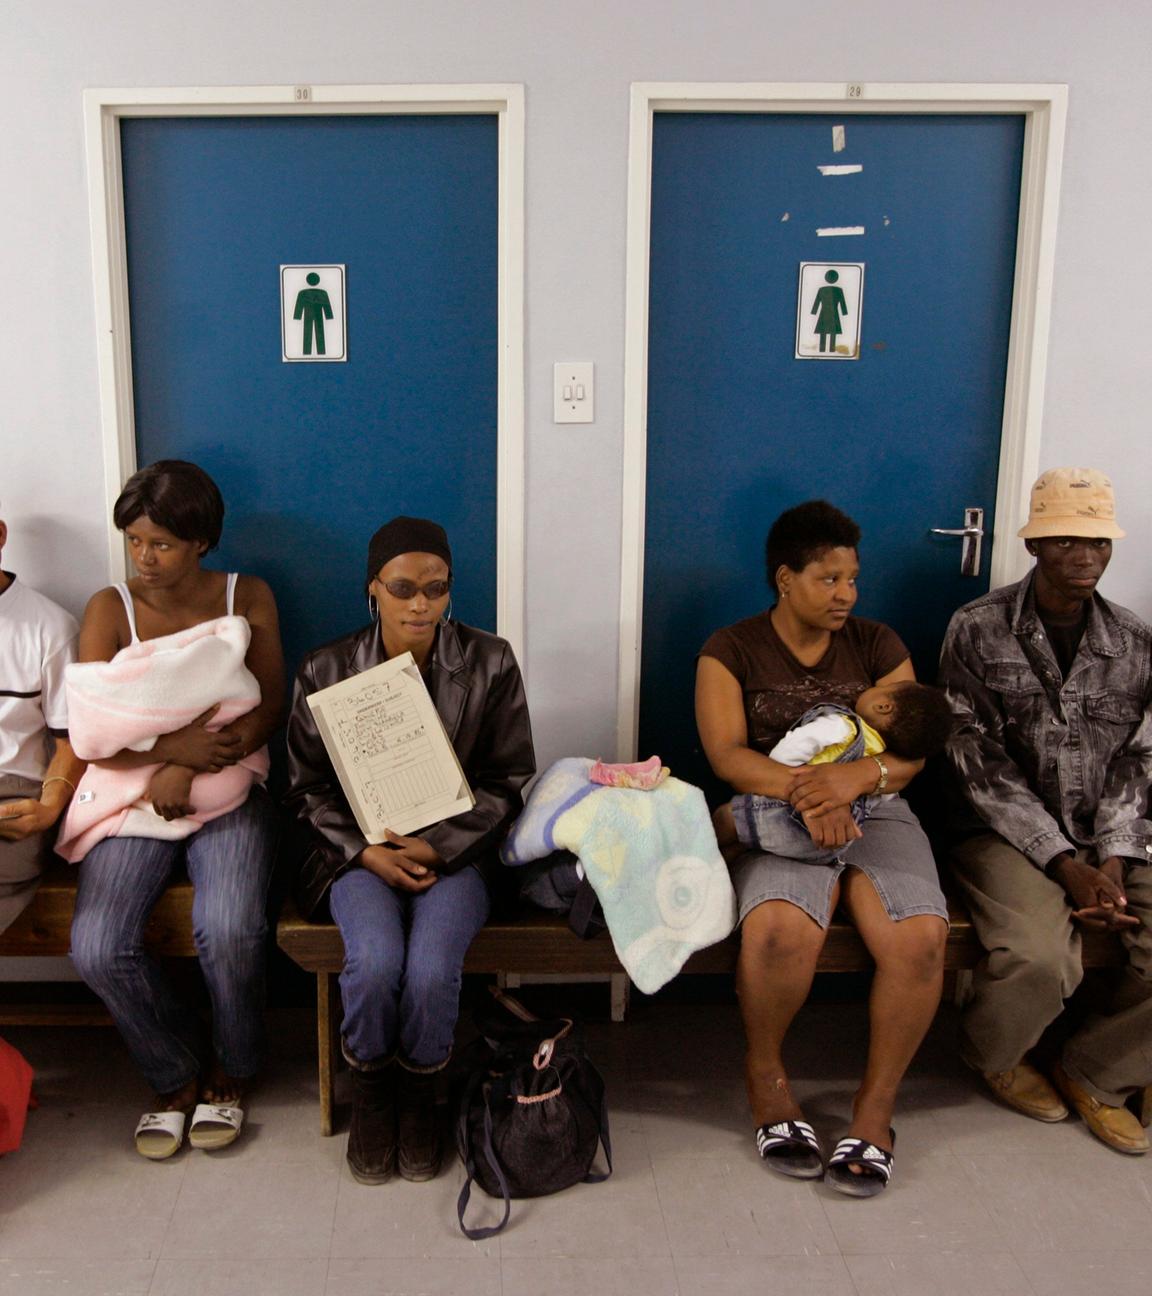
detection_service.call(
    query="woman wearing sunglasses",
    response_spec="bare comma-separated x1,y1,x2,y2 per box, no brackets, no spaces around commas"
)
285,516,535,1185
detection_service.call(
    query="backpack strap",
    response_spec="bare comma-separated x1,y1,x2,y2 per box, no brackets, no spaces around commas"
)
457,1083,513,1240
567,875,606,939
580,1075,614,1184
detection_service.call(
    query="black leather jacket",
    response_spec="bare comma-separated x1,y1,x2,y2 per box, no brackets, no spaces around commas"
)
285,619,536,917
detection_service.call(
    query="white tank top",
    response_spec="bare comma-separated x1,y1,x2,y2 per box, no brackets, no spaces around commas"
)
114,572,239,644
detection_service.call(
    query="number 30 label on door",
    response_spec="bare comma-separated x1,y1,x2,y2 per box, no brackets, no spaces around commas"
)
281,264,347,362
795,262,864,361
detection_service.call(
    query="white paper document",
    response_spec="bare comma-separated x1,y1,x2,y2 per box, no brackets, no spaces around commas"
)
306,652,474,841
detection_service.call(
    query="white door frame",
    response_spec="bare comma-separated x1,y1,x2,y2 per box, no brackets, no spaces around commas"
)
616,81,1068,759
84,83,527,661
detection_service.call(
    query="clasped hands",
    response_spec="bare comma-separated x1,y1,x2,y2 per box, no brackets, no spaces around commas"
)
145,705,246,821
359,832,444,892
785,762,872,851
1050,853,1139,931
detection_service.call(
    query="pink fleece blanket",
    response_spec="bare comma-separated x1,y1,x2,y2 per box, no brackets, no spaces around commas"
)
55,615,269,862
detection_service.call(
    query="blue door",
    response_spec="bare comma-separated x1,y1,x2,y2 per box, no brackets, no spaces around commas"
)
641,112,1025,791
121,114,498,678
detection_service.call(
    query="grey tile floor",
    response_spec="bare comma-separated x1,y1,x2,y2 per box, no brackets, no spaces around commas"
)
2,993,1151,1295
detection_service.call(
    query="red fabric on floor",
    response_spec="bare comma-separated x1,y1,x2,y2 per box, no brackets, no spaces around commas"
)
0,1036,34,1154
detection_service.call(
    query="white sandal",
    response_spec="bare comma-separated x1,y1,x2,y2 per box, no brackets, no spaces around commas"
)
134,1109,187,1160
188,1103,245,1150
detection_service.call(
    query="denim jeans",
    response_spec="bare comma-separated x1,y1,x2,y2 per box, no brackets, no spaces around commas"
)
70,787,275,1095
329,863,490,1069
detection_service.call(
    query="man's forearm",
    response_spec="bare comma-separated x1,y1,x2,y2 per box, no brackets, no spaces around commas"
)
39,736,85,818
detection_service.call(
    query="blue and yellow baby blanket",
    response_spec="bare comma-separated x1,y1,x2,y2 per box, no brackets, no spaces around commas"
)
501,758,736,993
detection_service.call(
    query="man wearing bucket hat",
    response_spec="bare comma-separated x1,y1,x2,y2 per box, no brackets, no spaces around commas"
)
939,468,1152,1154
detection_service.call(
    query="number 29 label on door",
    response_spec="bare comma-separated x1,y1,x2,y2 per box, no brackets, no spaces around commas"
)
795,262,864,361
281,264,347,362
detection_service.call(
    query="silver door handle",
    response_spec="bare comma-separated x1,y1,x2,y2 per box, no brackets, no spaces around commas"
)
930,507,984,577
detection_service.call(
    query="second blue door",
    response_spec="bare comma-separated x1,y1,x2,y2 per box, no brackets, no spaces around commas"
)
641,112,1025,790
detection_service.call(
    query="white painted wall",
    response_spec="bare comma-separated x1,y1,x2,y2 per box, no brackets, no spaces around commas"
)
3,0,1150,779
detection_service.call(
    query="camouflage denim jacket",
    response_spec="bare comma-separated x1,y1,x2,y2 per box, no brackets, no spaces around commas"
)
938,572,1152,869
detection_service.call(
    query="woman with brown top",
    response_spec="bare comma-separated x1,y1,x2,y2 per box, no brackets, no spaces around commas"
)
696,500,948,1195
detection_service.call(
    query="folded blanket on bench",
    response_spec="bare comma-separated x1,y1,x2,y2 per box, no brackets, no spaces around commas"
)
56,615,268,862
501,757,736,993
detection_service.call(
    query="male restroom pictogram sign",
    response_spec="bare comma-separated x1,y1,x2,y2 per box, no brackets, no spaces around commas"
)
280,265,347,362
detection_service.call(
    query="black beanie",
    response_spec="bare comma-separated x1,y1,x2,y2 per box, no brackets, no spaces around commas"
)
366,516,452,588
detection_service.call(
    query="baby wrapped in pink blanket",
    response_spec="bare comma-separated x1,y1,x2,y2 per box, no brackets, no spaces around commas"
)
55,615,269,862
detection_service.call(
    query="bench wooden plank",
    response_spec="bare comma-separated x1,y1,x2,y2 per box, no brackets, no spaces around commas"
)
0,861,198,961
275,897,1081,976
0,1003,113,1027
276,895,1126,978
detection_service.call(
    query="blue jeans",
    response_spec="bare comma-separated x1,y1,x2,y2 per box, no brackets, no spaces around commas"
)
329,864,490,1069
70,788,275,1095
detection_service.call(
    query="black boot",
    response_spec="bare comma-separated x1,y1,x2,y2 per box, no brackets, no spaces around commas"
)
347,1061,397,1184
397,1065,443,1182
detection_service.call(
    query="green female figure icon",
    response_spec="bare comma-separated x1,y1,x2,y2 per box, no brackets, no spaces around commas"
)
293,273,334,356
811,269,848,354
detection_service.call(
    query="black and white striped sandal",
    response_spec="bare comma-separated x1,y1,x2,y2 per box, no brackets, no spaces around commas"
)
825,1130,895,1197
755,1119,824,1179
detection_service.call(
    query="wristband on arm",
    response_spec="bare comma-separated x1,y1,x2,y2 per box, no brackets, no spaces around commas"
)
870,756,888,795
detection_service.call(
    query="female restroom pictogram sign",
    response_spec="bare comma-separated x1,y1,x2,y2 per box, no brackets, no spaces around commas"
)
280,264,347,361
795,262,864,360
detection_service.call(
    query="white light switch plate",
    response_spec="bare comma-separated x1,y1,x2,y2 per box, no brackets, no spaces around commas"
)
553,361,594,423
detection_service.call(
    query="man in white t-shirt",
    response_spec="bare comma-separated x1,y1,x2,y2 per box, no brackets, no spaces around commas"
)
0,511,83,931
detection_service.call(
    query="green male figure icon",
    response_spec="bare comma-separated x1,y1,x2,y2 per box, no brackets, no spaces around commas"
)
293,272,334,356
811,269,848,353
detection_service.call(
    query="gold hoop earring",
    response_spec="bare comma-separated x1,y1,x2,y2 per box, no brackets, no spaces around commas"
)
440,596,453,627
367,594,378,621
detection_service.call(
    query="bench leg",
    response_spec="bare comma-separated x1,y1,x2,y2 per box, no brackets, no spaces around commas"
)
318,972,339,1137
610,973,630,1023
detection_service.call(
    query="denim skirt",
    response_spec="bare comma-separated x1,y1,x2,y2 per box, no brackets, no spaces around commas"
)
729,795,948,928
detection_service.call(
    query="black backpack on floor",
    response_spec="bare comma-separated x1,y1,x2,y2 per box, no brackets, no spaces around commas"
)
456,986,612,1239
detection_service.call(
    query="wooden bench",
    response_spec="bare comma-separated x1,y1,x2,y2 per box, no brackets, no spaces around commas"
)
275,894,1125,1135
1,864,1123,1135
0,858,197,1026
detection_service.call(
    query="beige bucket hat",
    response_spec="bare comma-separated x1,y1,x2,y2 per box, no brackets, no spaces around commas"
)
1017,467,1125,540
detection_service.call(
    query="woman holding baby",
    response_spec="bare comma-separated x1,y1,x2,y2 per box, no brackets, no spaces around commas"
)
696,500,951,1196
62,460,283,1158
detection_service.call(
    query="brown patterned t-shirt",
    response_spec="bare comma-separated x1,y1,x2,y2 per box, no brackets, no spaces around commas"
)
699,612,910,754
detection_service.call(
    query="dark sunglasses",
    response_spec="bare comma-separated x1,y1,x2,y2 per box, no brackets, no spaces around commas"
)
379,578,452,601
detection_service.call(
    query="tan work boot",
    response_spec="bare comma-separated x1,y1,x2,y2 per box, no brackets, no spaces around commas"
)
982,1062,1068,1122
1052,1063,1150,1156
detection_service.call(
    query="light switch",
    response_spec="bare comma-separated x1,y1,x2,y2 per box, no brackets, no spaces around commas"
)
554,362,594,423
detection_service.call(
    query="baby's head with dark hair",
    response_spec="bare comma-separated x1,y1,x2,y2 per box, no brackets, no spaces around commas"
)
765,500,861,594
113,460,225,551
855,681,954,759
